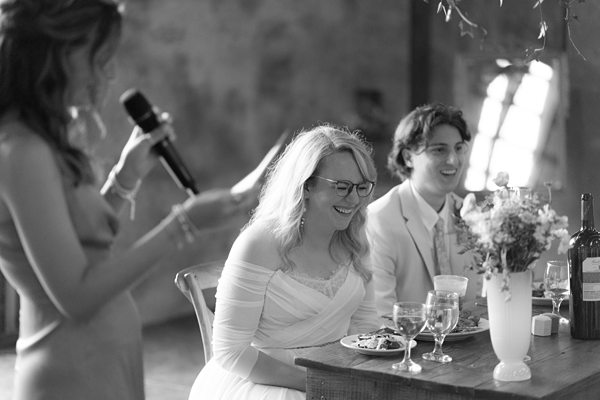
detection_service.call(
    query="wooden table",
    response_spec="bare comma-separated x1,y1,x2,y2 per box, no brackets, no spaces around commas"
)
295,301,600,399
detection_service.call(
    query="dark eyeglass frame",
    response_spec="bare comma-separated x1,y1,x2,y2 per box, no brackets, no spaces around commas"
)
311,175,375,198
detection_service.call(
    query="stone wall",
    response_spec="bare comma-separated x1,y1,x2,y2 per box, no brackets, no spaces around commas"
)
95,0,600,325
98,0,411,325
565,2,600,217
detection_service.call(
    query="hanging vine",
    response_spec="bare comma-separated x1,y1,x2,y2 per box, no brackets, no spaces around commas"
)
424,0,587,61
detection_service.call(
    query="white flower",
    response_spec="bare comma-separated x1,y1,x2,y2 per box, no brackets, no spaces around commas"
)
556,229,571,253
493,172,510,188
460,192,478,219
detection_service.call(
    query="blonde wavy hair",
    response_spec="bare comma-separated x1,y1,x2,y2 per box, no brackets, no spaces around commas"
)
250,125,377,282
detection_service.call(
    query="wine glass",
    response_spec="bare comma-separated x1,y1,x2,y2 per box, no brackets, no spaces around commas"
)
392,302,427,373
544,260,570,324
422,290,460,363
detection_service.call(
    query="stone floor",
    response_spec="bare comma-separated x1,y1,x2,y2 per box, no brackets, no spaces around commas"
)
0,315,205,400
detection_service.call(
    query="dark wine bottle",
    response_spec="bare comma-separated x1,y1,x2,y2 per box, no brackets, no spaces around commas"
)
569,193,600,339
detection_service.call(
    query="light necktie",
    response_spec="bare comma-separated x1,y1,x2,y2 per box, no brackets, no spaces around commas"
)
433,216,451,276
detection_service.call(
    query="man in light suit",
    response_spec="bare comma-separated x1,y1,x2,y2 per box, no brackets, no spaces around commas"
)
367,103,482,316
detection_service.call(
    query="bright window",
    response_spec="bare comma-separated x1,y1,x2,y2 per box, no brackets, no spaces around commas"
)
464,60,557,191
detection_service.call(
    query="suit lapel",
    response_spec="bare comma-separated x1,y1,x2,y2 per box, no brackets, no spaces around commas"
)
397,182,437,281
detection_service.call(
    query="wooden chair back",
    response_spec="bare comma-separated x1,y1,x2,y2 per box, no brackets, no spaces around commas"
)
174,260,223,364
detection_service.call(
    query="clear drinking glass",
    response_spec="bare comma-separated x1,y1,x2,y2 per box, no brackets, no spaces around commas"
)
392,302,427,373
422,290,460,363
544,260,570,324
433,275,468,310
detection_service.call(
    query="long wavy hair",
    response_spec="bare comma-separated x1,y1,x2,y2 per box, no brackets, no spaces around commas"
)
0,0,123,185
250,125,377,282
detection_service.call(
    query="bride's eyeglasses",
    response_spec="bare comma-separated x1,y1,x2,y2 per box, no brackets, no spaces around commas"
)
311,176,374,198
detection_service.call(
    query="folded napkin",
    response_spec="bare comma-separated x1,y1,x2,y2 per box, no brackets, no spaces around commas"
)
531,315,552,336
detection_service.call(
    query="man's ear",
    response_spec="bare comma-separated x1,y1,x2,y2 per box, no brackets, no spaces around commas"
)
401,149,413,168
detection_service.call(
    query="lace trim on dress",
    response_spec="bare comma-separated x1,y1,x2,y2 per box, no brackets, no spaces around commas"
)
284,264,349,299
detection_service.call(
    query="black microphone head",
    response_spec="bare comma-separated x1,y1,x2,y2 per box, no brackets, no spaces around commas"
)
120,89,161,132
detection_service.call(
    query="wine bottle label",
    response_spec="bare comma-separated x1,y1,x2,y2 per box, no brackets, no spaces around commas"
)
582,257,600,301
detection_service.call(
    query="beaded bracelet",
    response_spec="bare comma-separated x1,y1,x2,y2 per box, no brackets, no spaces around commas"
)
170,204,200,249
107,167,141,220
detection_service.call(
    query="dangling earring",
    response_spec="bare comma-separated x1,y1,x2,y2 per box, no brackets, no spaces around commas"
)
300,201,307,232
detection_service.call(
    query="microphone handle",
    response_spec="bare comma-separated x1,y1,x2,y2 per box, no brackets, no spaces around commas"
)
119,89,199,196
153,139,200,195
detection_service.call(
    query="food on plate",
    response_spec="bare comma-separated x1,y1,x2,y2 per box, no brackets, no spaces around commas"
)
452,311,480,333
354,327,403,350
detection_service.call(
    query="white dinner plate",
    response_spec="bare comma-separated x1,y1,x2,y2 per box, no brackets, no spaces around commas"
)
477,295,569,308
416,318,490,342
340,334,417,356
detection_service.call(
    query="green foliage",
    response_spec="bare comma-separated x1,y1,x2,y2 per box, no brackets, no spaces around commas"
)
423,0,587,61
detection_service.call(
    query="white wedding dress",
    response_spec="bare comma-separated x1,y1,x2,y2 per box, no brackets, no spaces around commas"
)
188,259,378,400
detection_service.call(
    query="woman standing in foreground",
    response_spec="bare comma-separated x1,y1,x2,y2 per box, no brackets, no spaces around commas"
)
0,1,255,399
189,125,380,399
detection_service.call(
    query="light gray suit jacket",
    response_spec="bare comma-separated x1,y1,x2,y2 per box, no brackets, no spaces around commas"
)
367,181,482,316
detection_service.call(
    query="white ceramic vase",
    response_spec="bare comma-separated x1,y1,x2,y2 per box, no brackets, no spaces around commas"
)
487,270,532,382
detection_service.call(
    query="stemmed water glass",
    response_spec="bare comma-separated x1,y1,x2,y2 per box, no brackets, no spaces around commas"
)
422,290,459,363
544,260,570,324
392,302,427,373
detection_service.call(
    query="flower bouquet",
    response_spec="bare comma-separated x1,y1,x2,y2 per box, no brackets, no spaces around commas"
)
456,172,570,294
456,172,570,382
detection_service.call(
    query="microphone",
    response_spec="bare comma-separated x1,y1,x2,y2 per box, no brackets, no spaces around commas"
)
120,89,200,195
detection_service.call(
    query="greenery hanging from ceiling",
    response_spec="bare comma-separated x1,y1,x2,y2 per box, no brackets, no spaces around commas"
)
424,0,587,61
